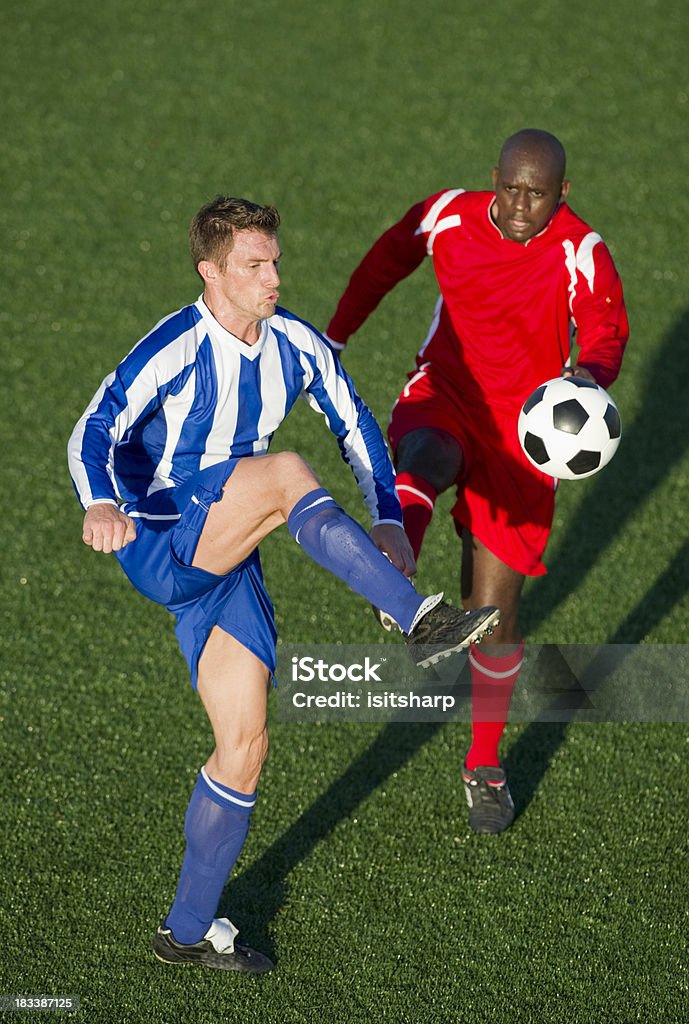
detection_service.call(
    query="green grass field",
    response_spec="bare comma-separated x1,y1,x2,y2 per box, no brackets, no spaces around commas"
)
2,0,689,1020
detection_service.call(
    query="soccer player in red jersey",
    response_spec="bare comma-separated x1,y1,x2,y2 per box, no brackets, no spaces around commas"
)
325,129,629,832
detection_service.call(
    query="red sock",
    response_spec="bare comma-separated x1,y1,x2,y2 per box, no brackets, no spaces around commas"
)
395,472,438,560
465,641,524,770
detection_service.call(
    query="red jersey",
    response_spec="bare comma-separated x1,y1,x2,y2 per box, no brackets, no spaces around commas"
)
327,190,629,412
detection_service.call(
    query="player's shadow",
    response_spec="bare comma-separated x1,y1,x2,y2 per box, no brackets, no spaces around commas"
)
228,306,689,956
507,305,689,808
520,308,689,638
505,532,689,810
225,721,441,956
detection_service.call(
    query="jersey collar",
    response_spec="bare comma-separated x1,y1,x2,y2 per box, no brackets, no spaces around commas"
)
195,295,270,360
486,195,563,246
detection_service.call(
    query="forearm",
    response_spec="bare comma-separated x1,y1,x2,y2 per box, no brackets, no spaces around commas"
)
331,397,402,528
67,418,120,510
571,246,629,390
574,343,627,389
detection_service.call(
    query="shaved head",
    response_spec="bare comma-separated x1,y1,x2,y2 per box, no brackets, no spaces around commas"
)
498,129,566,184
491,129,570,243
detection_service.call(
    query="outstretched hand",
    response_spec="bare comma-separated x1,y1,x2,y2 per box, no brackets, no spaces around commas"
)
83,503,136,553
370,523,417,578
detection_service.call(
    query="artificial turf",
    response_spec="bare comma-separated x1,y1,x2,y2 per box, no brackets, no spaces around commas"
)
2,0,688,1020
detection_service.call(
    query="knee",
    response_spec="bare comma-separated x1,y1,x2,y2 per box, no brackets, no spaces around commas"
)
214,725,269,792
273,451,319,492
273,450,312,476
240,725,270,777
396,428,463,492
248,723,269,761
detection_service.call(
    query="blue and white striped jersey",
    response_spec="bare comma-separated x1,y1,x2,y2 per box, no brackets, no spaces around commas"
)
68,296,402,526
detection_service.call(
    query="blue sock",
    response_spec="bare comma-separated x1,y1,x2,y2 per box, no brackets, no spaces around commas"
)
165,769,256,944
287,488,424,633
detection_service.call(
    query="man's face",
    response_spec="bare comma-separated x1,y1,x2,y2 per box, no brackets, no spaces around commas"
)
209,230,281,323
491,150,570,243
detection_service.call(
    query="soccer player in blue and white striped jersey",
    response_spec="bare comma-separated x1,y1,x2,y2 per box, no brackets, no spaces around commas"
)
68,196,498,973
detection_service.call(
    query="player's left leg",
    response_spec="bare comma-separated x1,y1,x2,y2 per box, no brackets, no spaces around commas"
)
366,425,463,633
192,451,497,654
395,426,464,559
460,532,525,833
191,452,427,632
154,628,274,973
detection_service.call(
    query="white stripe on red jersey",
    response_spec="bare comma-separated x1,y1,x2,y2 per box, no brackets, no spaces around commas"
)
328,190,628,411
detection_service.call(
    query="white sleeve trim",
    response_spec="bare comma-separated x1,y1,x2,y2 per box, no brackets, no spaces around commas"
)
83,497,120,510
322,331,346,351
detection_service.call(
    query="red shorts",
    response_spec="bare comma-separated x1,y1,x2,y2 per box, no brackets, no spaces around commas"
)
387,364,556,576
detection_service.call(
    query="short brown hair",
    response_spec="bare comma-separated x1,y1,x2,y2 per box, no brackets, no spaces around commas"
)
189,196,281,272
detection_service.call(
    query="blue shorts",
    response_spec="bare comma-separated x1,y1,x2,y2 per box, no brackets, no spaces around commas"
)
116,462,277,689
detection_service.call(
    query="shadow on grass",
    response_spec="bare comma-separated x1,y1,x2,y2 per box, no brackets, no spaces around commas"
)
521,307,689,638
225,722,440,956
509,529,689,815
228,306,689,954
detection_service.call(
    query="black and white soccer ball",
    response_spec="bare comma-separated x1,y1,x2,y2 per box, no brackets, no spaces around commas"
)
518,376,622,480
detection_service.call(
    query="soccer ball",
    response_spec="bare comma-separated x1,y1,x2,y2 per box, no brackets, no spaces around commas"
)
518,376,621,480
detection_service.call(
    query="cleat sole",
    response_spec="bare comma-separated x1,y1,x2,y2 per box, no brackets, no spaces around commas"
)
414,609,500,668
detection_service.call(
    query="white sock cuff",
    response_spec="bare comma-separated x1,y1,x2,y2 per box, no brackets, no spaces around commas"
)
408,592,444,635
204,917,239,953
200,767,257,809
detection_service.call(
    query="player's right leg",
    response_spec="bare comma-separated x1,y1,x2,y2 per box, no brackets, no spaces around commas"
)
191,451,497,657
153,627,274,973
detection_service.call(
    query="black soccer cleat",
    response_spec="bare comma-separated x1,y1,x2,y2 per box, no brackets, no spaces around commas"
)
153,917,274,974
462,764,515,834
405,600,500,668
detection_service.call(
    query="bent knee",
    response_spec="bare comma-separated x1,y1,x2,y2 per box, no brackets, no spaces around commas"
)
396,428,464,491
272,451,319,487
